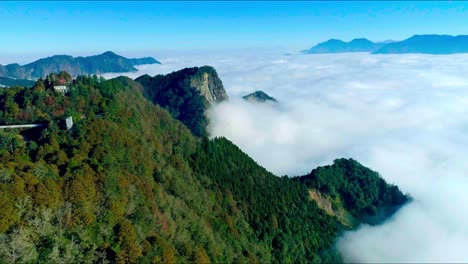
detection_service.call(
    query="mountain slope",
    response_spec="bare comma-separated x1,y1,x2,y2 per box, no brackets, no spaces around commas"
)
0,75,266,263
135,66,228,137
303,38,387,54
296,158,410,225
0,71,409,263
0,51,160,79
373,34,468,54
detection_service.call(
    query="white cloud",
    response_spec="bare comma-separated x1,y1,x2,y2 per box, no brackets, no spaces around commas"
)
208,52,468,263
102,50,468,262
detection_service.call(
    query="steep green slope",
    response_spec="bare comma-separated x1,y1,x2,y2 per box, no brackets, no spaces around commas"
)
296,158,410,225
0,75,263,263
0,72,409,263
190,138,342,263
135,66,228,137
0,75,338,263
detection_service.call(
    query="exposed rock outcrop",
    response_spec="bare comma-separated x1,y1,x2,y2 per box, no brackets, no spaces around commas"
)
135,66,228,137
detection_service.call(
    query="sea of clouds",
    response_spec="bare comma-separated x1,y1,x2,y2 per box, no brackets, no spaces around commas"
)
103,50,468,262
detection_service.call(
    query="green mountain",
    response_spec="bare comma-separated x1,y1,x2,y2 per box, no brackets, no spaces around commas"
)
243,90,277,103
0,51,160,80
135,66,228,137
0,70,409,263
296,158,410,226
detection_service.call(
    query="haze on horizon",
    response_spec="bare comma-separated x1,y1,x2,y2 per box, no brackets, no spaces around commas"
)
0,1,467,60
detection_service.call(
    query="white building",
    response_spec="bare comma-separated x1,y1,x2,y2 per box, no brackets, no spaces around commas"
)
54,85,68,93
65,117,73,130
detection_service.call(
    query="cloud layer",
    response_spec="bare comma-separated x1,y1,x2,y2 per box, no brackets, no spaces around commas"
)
104,51,468,262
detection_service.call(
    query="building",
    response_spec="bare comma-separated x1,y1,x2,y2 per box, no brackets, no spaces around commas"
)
53,85,68,93
65,117,73,130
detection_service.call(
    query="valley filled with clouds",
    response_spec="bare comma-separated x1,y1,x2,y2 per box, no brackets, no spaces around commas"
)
103,51,468,262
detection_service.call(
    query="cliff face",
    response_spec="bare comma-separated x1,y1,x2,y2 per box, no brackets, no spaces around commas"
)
189,66,228,104
135,66,228,137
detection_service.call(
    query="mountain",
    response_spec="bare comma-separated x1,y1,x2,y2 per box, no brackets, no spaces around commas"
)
128,57,160,65
0,70,409,263
303,38,387,54
0,77,35,87
305,35,468,55
135,66,228,137
296,158,410,226
373,34,468,54
0,51,160,80
243,90,278,103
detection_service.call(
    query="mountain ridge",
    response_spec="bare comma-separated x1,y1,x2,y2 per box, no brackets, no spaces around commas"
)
304,34,468,54
0,51,160,80
373,34,468,54
302,38,388,54
0,69,409,263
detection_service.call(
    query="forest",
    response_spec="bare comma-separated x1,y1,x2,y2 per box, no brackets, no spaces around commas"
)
0,71,409,263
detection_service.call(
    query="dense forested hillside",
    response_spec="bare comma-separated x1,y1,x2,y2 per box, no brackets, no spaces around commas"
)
0,71,409,263
135,66,228,137
296,158,410,225
0,51,160,80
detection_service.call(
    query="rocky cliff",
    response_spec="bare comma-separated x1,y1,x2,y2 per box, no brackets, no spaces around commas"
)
135,66,228,137
189,66,228,104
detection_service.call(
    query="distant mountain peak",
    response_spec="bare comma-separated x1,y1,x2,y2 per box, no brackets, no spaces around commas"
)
303,38,384,54
243,90,277,103
349,38,374,44
102,51,118,56
325,38,345,43
0,51,161,79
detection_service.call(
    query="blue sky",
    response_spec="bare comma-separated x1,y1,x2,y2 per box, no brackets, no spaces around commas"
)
0,1,467,58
